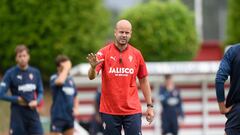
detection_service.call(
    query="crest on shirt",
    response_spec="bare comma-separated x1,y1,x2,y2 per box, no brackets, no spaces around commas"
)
29,73,34,80
69,80,73,86
128,55,133,62
173,90,178,97
17,75,22,80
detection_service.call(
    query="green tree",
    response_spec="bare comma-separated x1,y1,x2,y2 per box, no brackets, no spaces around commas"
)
0,0,110,81
226,0,240,46
120,0,198,61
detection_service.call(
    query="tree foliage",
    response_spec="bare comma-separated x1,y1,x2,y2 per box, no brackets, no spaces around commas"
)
120,0,198,61
0,0,110,81
226,0,240,46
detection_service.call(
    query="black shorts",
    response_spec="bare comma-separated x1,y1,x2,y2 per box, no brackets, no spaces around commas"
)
225,103,240,135
50,119,74,133
161,114,178,135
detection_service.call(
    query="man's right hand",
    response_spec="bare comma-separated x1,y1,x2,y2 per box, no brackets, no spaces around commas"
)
61,60,72,71
218,101,233,114
86,53,104,68
18,97,27,106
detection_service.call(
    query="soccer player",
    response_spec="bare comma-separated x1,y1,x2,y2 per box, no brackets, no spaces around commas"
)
215,44,240,135
49,55,79,135
86,19,154,135
0,45,44,135
159,74,184,135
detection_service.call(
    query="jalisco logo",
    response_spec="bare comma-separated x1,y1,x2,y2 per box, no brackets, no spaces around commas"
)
108,67,134,75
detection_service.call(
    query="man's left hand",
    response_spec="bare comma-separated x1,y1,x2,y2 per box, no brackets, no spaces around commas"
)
28,100,38,109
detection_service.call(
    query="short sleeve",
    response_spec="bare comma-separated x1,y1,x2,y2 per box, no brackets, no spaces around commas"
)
137,51,148,79
72,79,77,97
49,75,57,90
95,49,105,73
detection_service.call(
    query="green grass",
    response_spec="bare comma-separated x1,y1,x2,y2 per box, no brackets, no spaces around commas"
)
0,101,10,134
0,91,52,135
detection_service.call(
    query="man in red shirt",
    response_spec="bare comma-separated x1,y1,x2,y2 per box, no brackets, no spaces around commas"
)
87,19,154,135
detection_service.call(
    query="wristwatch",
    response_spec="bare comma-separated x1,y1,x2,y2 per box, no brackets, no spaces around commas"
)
147,104,154,108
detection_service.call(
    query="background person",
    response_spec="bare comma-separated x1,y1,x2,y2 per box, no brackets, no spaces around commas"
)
159,74,184,135
49,55,79,135
0,45,44,135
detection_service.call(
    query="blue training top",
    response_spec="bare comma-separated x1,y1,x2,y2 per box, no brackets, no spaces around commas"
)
50,74,77,121
0,66,43,105
159,86,184,118
215,44,240,107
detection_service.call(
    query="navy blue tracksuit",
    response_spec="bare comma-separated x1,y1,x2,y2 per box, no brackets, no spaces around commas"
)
0,66,44,135
159,86,184,135
216,44,240,135
49,74,77,133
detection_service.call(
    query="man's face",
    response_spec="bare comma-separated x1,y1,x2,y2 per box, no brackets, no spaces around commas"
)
16,50,30,68
165,77,173,87
57,63,64,73
114,25,132,46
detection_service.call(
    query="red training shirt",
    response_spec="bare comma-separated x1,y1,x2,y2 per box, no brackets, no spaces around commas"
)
96,43,148,115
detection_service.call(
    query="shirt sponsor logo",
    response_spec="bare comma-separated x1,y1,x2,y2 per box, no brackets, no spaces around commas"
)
18,84,36,92
108,67,134,76
62,87,75,95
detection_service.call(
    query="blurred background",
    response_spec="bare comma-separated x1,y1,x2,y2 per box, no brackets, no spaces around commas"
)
0,0,239,134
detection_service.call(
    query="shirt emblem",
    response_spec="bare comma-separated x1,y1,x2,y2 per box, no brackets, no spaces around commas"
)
29,73,34,80
128,55,133,62
69,80,73,86
173,90,178,97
